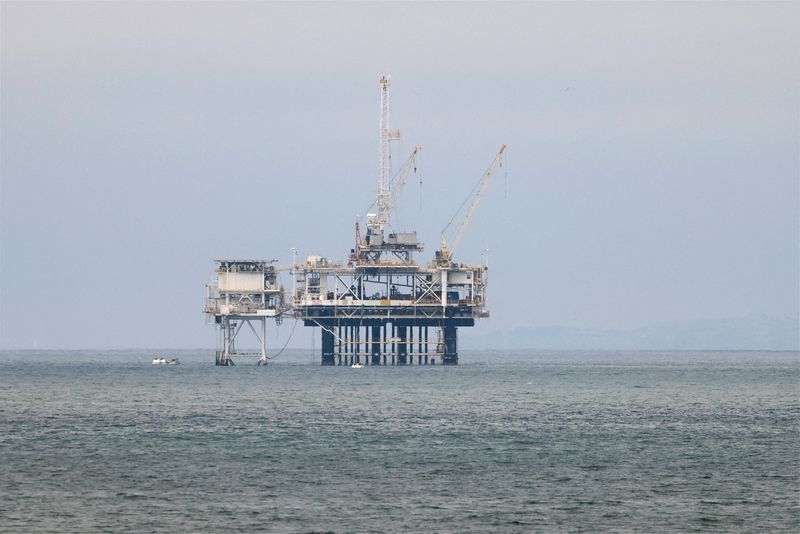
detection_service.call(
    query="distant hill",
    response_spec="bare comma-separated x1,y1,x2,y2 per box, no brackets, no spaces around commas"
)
461,315,800,351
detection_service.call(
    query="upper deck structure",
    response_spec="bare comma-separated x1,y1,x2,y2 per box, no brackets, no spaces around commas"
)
291,236,488,365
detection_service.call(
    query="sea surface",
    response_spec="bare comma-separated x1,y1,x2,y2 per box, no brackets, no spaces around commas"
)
0,350,797,533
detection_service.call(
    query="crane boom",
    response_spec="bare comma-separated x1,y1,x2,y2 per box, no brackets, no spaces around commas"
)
384,146,421,225
440,144,506,264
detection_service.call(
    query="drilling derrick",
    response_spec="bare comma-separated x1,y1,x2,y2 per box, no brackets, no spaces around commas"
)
364,75,406,262
377,75,392,228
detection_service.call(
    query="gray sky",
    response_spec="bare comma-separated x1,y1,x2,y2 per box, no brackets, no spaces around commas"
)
1,2,798,349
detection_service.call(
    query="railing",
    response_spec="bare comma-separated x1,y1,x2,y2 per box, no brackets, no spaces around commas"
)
204,301,282,315
290,296,483,307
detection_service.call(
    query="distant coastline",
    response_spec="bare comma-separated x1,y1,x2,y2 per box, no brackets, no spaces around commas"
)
1,315,796,353
461,315,800,351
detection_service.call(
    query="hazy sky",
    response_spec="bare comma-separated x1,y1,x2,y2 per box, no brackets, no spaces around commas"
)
1,2,798,349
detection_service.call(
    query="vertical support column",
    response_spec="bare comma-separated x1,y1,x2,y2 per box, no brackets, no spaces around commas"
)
348,325,352,365
441,270,448,311
397,325,407,365
216,318,227,366
216,317,232,366
226,318,233,358
346,325,351,365
409,326,414,365
424,326,428,362
418,325,423,365
391,324,396,365
355,325,361,364
383,323,388,365
321,325,335,366
337,324,342,365
442,324,458,365
258,318,268,366
371,325,381,365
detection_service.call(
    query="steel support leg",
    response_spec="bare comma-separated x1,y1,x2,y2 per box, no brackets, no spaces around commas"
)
398,326,407,365
371,325,381,365
442,324,458,365
321,326,335,366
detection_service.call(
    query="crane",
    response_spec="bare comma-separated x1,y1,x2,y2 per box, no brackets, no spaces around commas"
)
438,144,506,265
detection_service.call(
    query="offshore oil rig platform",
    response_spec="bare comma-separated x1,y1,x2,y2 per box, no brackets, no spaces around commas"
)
204,76,505,366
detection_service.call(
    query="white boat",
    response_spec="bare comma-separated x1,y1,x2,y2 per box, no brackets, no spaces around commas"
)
152,357,180,365
351,363,364,369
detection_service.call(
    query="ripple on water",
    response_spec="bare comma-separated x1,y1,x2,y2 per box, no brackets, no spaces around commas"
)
0,350,797,532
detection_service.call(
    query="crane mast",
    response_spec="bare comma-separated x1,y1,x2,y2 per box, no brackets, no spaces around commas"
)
439,144,506,265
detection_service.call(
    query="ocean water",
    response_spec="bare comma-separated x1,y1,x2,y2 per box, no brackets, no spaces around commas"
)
0,350,797,533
